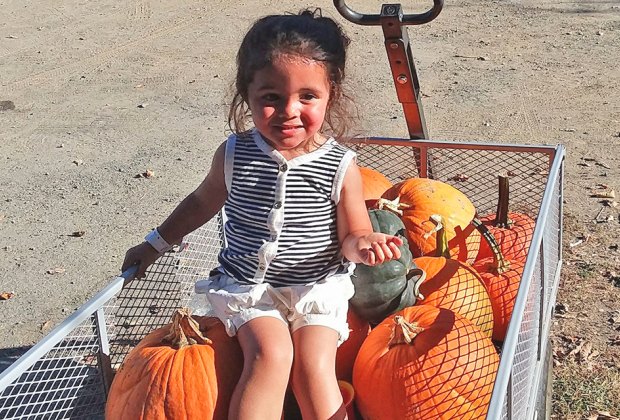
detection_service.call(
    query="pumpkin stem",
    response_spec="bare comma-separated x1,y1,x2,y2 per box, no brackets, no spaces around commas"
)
494,175,513,229
389,315,425,347
472,218,510,274
377,197,411,216
163,307,213,349
407,268,427,302
425,214,451,258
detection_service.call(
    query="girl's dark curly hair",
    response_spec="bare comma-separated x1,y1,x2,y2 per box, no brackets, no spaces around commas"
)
228,8,353,139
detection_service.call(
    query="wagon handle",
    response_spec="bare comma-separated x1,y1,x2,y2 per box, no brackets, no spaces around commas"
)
334,1,443,152
333,0,443,26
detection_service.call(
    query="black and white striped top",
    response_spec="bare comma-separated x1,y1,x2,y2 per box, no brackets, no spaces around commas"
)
215,129,356,286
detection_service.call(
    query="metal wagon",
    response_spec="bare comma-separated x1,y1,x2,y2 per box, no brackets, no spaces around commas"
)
0,1,564,419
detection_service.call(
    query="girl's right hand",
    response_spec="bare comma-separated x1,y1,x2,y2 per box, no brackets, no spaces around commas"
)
121,241,161,279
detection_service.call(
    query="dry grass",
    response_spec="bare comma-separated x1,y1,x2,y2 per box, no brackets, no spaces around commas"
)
552,362,620,419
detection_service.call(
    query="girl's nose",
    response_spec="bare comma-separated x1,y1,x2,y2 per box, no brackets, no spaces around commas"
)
279,99,299,117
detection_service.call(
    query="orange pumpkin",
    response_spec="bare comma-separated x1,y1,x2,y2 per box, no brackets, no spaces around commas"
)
472,222,525,341
476,175,535,263
412,216,494,337
380,178,480,263
335,308,371,382
105,308,243,420
353,305,499,420
359,166,393,208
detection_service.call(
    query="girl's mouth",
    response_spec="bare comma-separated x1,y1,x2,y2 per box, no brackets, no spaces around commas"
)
276,125,303,134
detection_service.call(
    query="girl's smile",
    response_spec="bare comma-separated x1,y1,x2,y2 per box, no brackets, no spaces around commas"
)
247,55,331,158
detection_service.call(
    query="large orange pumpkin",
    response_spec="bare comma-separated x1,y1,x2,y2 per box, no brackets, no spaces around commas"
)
353,305,499,420
476,175,535,263
412,217,494,337
380,178,480,263
359,166,393,208
335,307,371,382
105,308,243,420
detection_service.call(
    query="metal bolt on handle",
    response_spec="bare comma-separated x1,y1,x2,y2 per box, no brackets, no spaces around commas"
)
333,0,443,25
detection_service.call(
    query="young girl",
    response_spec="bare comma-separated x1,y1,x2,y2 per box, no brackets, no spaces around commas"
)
122,9,403,420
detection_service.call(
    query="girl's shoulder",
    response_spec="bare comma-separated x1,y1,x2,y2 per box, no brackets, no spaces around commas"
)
226,129,254,144
324,136,355,156
235,130,255,141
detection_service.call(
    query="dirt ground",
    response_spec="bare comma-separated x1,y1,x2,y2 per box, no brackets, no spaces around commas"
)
1,0,619,417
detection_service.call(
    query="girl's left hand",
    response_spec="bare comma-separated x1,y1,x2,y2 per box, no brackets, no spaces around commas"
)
357,233,404,266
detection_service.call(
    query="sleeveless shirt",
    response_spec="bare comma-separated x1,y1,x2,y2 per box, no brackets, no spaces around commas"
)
215,129,356,286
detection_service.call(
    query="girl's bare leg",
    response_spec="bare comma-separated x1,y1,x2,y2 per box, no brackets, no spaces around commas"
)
229,317,294,420
291,326,345,420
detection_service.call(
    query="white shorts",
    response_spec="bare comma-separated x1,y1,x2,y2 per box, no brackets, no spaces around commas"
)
194,271,355,346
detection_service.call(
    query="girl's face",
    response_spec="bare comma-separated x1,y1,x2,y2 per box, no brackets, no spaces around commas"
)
247,55,331,156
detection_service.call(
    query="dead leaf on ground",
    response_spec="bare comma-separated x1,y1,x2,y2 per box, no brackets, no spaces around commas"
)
555,302,569,315
596,161,612,169
569,235,589,247
590,189,615,199
1,291,15,300
69,231,86,237
40,320,52,331
0,100,16,111
567,339,599,366
135,169,155,179
81,354,97,365
449,174,469,182
46,267,66,275
588,412,620,420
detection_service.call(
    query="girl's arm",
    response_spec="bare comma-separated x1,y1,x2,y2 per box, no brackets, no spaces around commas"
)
337,161,403,266
156,141,228,244
122,141,228,276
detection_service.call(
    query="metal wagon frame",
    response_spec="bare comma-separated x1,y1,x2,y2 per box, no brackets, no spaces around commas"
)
1,1,564,419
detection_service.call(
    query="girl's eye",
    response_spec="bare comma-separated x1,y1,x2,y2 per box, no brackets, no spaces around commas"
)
262,93,279,102
301,93,317,101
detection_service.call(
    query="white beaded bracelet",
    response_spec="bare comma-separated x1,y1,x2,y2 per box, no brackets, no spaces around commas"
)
145,228,173,253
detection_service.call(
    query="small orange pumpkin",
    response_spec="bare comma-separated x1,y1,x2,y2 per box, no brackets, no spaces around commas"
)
335,307,371,382
105,308,243,420
472,222,525,341
353,305,499,420
412,216,494,337
359,166,393,208
380,178,480,263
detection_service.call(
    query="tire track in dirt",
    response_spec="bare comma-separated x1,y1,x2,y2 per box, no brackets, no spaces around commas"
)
0,3,125,62
2,6,205,143
3,12,203,93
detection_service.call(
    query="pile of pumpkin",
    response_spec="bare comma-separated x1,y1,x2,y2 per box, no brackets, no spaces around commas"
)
105,168,535,420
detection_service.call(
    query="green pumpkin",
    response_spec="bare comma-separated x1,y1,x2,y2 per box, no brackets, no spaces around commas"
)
350,209,425,325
